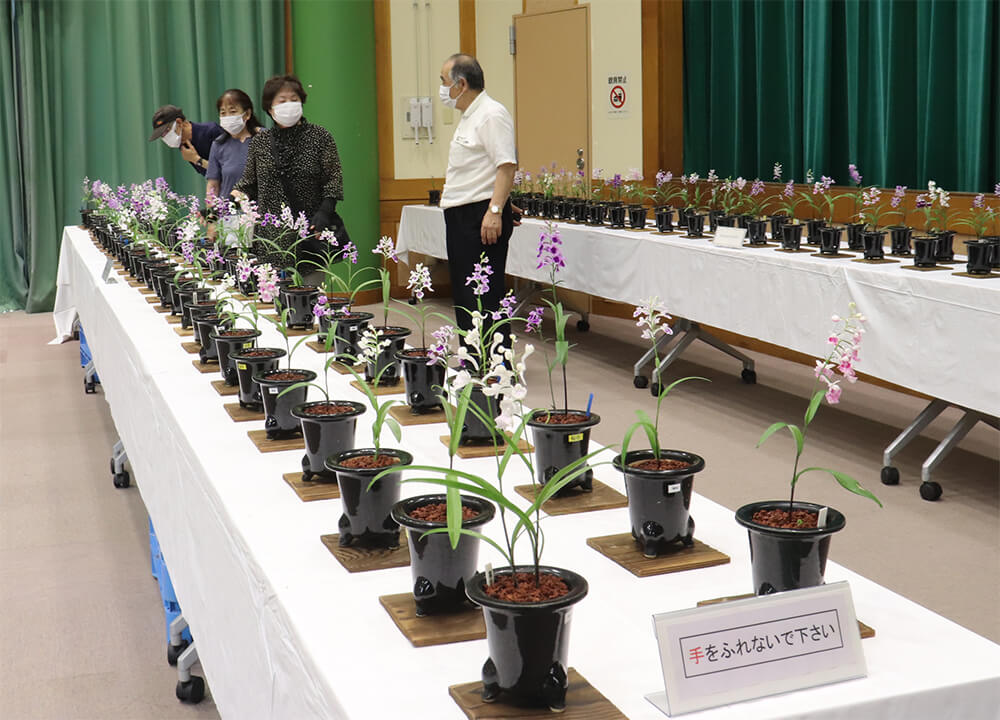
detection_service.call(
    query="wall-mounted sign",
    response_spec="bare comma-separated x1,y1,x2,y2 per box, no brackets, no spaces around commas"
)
607,72,629,118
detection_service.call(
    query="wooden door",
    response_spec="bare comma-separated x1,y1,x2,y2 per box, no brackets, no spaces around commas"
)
513,5,591,176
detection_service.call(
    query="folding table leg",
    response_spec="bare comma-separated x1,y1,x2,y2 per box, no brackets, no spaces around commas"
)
110,439,130,488
879,398,949,487
918,411,998,502
640,318,758,395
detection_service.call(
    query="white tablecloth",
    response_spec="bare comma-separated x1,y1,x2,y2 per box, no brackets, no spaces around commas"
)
397,206,1000,418
53,226,1000,719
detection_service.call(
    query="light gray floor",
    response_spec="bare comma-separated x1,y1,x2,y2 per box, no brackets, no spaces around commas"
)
0,298,997,719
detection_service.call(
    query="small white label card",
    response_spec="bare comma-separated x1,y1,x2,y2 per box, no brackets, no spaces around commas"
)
101,257,116,283
713,226,748,248
646,582,866,715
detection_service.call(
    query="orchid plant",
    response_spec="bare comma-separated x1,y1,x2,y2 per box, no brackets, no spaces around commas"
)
336,328,403,454
857,186,892,229
757,303,882,515
306,229,379,305
846,164,864,223
387,262,442,351
621,298,707,460
717,176,748,215
679,173,707,212
774,179,802,220
884,185,908,226
605,172,625,203
528,222,575,413
261,303,314,370
915,181,950,232
954,193,996,239
798,174,840,223
622,169,648,204
651,170,686,207
743,179,769,219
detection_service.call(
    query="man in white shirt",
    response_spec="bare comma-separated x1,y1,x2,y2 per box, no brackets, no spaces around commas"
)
438,53,519,339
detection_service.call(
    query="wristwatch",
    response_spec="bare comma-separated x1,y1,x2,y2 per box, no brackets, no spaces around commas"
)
490,204,500,214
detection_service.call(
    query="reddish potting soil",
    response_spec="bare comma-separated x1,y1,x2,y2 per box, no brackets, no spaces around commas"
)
751,508,819,529
302,403,357,416
629,458,691,471
237,349,281,358
373,326,408,338
287,285,318,291
339,454,402,469
406,502,477,523
401,349,430,358
265,371,309,382
219,329,257,337
483,572,570,602
534,412,589,424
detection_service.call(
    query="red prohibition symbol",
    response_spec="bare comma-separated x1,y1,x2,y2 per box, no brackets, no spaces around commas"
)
610,84,626,109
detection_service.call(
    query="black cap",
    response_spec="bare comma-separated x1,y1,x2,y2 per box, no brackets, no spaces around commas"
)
149,105,184,141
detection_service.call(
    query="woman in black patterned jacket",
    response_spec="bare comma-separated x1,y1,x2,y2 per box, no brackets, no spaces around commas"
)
233,74,344,270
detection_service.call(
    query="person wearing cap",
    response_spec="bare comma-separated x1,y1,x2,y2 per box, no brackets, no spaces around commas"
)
233,74,345,271
149,105,224,176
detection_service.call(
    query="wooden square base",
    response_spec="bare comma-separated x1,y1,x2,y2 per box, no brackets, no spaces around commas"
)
388,404,454,426
138,287,156,295
852,257,899,264
809,252,855,259
320,533,410,573
696,594,875,639
378,592,486,647
210,379,239,396
146,296,160,304
282,472,340,502
224,403,265,422
350,379,404,396
153,304,171,314
279,327,315,337
449,668,626,719
901,264,948,272
192,359,217,374
180,341,200,354
247,429,305,452
439,435,534,459
514,480,627,516
165,315,181,324
953,271,1000,279
173,326,194,337
586,533,730,578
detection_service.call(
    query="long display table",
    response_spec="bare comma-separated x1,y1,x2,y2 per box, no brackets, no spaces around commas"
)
52,225,1000,719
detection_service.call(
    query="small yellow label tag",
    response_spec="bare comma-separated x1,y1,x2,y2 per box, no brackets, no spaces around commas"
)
242,342,253,348
567,433,584,443
237,363,247,370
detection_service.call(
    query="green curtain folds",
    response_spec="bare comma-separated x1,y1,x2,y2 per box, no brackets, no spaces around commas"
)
1,0,284,313
683,0,1000,193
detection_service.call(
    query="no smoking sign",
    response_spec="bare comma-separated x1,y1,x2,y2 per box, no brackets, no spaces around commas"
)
607,72,628,116
610,85,626,109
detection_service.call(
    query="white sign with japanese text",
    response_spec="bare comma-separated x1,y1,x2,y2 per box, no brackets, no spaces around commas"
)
647,582,867,715
713,227,748,248
607,72,629,118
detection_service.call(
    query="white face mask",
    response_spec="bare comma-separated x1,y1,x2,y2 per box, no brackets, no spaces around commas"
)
220,114,246,136
271,101,302,128
439,82,464,109
161,121,182,148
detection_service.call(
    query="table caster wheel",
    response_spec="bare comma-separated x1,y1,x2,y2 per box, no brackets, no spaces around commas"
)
633,375,648,389
880,466,900,485
113,471,130,489
650,382,661,397
919,481,942,502
176,676,205,704
84,378,96,394
741,369,757,384
167,639,189,666
576,319,590,332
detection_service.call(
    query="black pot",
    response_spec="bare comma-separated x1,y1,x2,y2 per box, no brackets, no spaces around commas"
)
291,400,365,481
607,204,626,228
326,448,412,548
141,258,170,288
194,315,230,363
151,269,176,304
708,209,727,233
315,297,353,340
187,303,220,343
398,349,447,413
230,347,286,411
735,501,846,595
781,223,803,250
365,326,411,386
983,236,1000,269
932,230,955,262
805,218,826,245
182,299,216,330
211,329,261,385
861,230,886,260
428,189,441,206
238,269,258,297
686,213,706,237
964,241,993,275
818,226,844,255
466,566,588,711
913,235,937,267
171,280,205,317
654,205,674,233
887,225,912,255
627,205,647,229
391,494,495,616
459,385,499,445
613,449,705,557
527,411,600,495
254,368,317,439
332,312,374,363
845,223,866,251
769,214,788,242
586,202,607,226
277,286,320,330
572,199,589,223
677,207,691,229
746,218,767,245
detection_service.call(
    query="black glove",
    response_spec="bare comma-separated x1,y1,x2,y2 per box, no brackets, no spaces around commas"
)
310,197,338,233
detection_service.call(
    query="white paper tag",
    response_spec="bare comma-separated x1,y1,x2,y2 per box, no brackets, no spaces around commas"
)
268,387,279,394
349,325,358,332
647,582,866,716
485,563,494,586
101,257,116,283
818,507,829,528
667,483,681,494
714,226,748,248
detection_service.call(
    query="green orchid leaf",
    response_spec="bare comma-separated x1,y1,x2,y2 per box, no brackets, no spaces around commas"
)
796,467,883,508
804,390,825,426
446,483,462,549
419,527,512,566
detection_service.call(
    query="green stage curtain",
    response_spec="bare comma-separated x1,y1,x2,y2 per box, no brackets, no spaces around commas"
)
1,0,283,313
683,0,1000,193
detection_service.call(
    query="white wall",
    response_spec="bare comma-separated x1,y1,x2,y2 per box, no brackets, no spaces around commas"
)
475,0,519,115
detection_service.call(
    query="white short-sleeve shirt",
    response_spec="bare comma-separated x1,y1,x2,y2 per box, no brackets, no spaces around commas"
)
440,92,517,209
